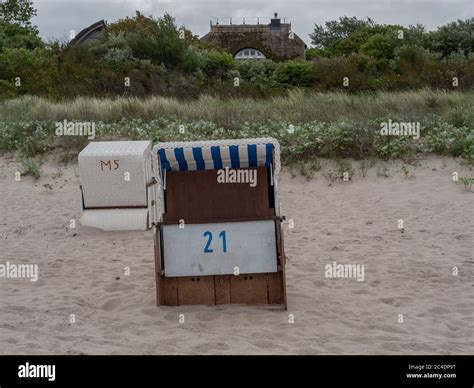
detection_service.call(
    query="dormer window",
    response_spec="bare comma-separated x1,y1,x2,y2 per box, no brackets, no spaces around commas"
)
234,48,266,60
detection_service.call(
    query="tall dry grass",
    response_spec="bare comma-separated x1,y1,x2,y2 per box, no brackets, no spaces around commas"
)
1,89,473,127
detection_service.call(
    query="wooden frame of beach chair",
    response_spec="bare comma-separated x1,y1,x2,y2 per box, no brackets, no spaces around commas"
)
151,138,287,309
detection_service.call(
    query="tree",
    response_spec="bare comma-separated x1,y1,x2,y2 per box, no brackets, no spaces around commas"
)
428,18,473,59
310,16,375,49
402,24,429,47
0,19,43,50
360,33,396,62
104,12,187,69
0,0,37,29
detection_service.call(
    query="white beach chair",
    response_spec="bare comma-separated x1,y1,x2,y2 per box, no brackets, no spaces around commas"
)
78,141,156,231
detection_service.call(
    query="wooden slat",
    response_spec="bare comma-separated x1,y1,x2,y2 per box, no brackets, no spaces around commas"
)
278,221,288,310
268,272,284,304
154,227,163,305
158,215,284,225
164,167,274,222
230,273,268,304
162,277,179,306
177,276,215,305
215,275,231,304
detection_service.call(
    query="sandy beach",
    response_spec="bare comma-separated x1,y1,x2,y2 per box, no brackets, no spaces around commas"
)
0,155,472,355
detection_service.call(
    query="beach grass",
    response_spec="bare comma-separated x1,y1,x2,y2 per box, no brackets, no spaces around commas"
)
1,89,473,126
0,90,472,164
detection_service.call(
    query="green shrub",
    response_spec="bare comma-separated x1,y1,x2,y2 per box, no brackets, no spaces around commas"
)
234,59,277,85
0,47,58,97
274,60,314,87
426,123,474,160
181,45,207,74
305,48,327,60
0,121,53,156
104,12,187,69
202,49,234,79
0,12,473,99
19,156,41,179
1,114,473,163
312,54,378,91
373,131,414,159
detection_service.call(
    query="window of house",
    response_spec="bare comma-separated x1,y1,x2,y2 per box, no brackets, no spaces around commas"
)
235,48,266,60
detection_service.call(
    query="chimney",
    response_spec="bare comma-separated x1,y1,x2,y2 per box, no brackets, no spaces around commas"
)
270,12,281,30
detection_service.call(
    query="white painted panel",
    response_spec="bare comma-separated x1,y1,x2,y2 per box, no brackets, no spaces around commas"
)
162,220,277,277
81,208,149,231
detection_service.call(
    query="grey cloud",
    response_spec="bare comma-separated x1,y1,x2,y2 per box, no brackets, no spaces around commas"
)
33,0,474,45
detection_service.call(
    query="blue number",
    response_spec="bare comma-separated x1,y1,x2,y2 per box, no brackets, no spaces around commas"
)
219,230,227,252
203,230,228,253
203,231,213,253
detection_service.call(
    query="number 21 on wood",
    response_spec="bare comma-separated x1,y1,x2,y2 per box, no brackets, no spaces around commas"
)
203,230,227,253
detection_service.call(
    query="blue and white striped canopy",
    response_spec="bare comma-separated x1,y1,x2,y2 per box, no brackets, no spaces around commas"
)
154,139,278,172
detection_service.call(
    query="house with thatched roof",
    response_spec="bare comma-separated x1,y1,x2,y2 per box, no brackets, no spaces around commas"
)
201,13,306,61
71,13,306,61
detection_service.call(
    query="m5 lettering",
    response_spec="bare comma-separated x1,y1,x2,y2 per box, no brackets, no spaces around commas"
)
100,160,120,171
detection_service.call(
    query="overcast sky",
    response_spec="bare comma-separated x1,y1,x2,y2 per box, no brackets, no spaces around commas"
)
32,0,473,45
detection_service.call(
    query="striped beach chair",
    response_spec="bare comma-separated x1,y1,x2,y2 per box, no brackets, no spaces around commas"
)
152,138,287,308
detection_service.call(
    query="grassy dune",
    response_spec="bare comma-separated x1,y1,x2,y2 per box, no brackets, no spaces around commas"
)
0,90,472,172
1,89,473,126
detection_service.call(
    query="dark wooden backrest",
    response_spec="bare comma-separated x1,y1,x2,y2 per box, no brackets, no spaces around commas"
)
163,166,275,222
